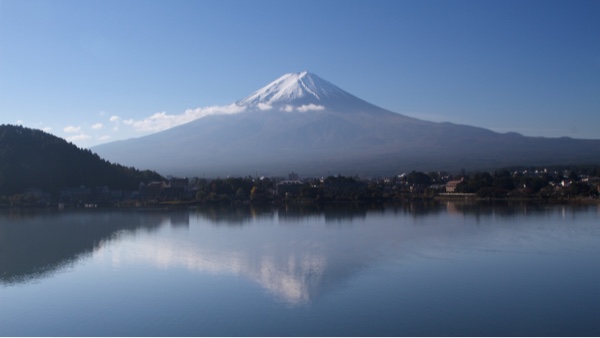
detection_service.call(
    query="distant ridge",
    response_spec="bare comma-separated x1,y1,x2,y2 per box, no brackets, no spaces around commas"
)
92,72,600,177
0,124,163,195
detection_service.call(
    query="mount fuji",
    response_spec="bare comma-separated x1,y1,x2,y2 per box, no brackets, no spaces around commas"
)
93,72,600,176
237,71,388,114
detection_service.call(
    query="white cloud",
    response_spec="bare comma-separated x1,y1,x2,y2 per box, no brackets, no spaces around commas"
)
66,133,91,142
124,104,246,133
280,104,325,113
64,125,82,133
16,120,23,125
42,127,52,132
92,123,103,130
257,103,273,111
297,104,325,112
109,115,121,131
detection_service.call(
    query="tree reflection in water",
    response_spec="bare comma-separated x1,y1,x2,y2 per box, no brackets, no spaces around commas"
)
1,202,591,305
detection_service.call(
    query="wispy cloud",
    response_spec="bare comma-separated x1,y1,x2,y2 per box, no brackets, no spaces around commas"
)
257,103,273,111
297,104,325,112
280,104,325,113
109,115,120,131
64,125,82,133
123,104,246,132
66,133,91,142
92,123,103,130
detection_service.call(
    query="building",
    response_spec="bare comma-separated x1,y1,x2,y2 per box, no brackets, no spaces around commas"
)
445,179,463,193
276,180,304,197
139,181,167,199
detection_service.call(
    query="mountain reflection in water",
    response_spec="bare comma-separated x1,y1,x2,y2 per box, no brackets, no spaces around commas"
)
1,202,598,306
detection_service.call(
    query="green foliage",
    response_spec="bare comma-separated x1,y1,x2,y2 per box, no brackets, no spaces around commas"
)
567,182,597,197
0,124,164,196
323,176,367,201
407,171,432,186
193,177,256,204
299,185,323,201
457,172,493,193
492,170,515,191
453,165,600,200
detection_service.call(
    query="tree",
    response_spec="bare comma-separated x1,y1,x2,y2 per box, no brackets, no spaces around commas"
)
407,171,432,186
493,170,515,191
457,172,493,193
568,170,579,182
0,124,164,196
235,188,247,201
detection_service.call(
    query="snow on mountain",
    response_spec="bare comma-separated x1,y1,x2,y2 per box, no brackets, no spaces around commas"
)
236,71,385,114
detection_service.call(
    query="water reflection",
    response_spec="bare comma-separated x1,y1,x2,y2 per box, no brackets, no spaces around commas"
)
2,202,597,306
191,205,275,225
190,204,379,225
187,201,578,225
0,209,179,284
104,239,329,305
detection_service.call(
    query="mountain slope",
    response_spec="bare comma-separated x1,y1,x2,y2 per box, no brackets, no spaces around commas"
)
92,72,600,176
0,125,163,195
237,71,386,113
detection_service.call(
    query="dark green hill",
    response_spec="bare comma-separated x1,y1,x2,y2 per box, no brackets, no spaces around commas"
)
0,124,164,196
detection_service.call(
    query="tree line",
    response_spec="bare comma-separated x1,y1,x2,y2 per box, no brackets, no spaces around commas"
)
178,168,599,207
454,168,599,199
0,124,163,196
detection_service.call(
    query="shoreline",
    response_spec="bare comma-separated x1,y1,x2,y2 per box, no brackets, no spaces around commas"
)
2,195,598,211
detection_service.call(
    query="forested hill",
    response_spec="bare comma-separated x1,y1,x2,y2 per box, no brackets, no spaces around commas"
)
0,124,164,195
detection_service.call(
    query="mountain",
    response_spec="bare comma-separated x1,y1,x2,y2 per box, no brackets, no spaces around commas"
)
92,72,600,177
236,71,389,114
0,124,163,195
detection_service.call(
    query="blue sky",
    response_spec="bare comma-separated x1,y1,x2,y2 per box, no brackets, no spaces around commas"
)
1,0,598,147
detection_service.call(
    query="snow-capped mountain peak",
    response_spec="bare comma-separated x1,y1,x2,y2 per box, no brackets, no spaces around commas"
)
237,71,358,109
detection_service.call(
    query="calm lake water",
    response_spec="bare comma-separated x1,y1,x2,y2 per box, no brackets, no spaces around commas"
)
1,202,599,336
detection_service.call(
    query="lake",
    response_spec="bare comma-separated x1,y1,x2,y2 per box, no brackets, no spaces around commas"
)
1,202,599,336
